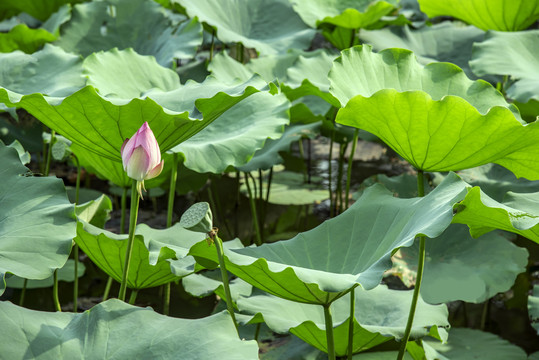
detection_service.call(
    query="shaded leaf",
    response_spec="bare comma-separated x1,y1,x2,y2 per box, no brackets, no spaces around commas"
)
529,285,539,335
0,0,82,22
190,173,468,305
6,259,85,289
183,271,253,302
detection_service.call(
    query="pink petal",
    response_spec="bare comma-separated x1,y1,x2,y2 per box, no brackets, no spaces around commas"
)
125,146,151,181
145,160,164,180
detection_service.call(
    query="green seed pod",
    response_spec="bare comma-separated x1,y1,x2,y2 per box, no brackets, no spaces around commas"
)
179,202,213,233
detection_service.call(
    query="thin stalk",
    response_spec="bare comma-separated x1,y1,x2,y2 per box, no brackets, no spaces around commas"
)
128,289,138,305
397,170,426,360
73,154,81,313
118,181,140,301
254,323,262,342
103,276,113,301
480,300,489,330
244,173,262,246
234,171,240,238
53,269,61,312
19,279,27,306
323,304,336,360
236,42,244,63
209,29,216,62
120,187,128,233
307,138,312,184
298,139,308,182
257,169,265,242
335,143,347,214
163,283,171,315
328,130,335,217
347,288,355,360
163,153,178,315
345,129,359,209
214,233,240,335
44,130,55,177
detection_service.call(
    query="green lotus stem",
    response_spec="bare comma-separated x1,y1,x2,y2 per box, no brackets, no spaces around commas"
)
328,129,335,217
336,143,347,214
254,323,262,342
163,153,178,315
323,303,336,360
236,42,244,63
261,167,273,234
163,283,171,315
73,154,81,312
209,29,215,62
480,300,489,330
44,130,55,177
103,276,113,301
53,269,61,312
298,139,308,182
347,287,355,360
244,173,262,246
128,289,138,305
345,129,359,209
234,171,240,238
214,234,239,335
118,181,140,301
19,279,27,306
120,187,128,233
397,170,426,360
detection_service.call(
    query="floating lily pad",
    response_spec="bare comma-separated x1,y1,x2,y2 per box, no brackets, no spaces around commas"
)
529,285,539,335
453,187,539,245
470,30,539,103
6,259,85,289
336,89,539,180
0,300,259,359
238,285,449,356
56,0,202,67
190,173,468,305
177,0,316,55
0,142,75,295
417,0,539,31
75,222,205,289
394,224,528,304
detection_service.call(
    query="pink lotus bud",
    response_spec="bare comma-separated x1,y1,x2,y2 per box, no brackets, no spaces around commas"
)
121,122,164,191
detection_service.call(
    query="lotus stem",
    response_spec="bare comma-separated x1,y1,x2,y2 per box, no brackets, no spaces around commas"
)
128,289,138,305
163,153,179,315
73,154,81,313
103,276,113,301
120,187,128,233
397,170,426,360
118,181,140,301
53,269,61,312
336,143,347,214
244,172,262,246
209,29,215,62
254,323,262,342
328,129,335,217
213,232,239,335
44,130,55,177
19,279,27,306
345,129,359,209
347,287,355,360
323,303,336,360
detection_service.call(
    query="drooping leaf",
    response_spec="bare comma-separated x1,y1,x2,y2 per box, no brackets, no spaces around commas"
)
190,173,468,305
359,22,487,80
238,122,321,172
529,285,539,335
172,91,290,173
336,89,539,180
0,300,259,359
183,271,253,303
176,0,316,55
0,24,56,53
453,187,539,245
55,0,202,67
329,45,521,120
470,30,539,102
423,328,527,359
290,0,399,29
417,0,539,31
393,224,528,304
75,222,205,289
0,142,75,295
6,259,85,289
75,194,113,228
238,285,449,356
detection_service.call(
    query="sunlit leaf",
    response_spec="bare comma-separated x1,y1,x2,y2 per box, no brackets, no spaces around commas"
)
417,0,539,31
238,285,449,356
0,0,82,22
0,24,56,53
75,194,112,228
55,0,202,67
190,173,468,305
0,300,258,359
176,0,316,55
470,30,539,102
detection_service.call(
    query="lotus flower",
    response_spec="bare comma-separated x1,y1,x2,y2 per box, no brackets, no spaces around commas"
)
121,122,164,197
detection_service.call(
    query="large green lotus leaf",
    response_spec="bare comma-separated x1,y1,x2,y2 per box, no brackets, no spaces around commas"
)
0,44,85,99
183,271,253,303
529,285,539,335
238,285,448,356
0,24,56,53
177,0,315,55
238,122,321,172
328,45,520,121
359,23,486,80
453,187,539,245
75,222,205,289
0,0,82,21
290,0,398,29
6,259,85,289
336,89,539,180
0,143,75,288
423,328,527,359
72,142,131,187
417,0,539,31
190,172,468,305
55,0,202,67
470,30,539,102
172,91,290,173
394,224,528,304
83,48,181,99
0,300,258,359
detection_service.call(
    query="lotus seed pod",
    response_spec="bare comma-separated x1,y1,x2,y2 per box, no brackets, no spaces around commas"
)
179,202,213,233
